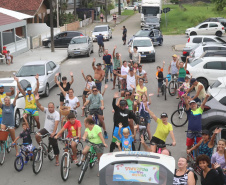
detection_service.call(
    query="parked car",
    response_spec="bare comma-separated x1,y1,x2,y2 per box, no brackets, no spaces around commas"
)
141,16,160,29
134,29,163,46
200,50,226,58
129,37,155,62
67,36,93,58
125,5,135,10
42,31,84,48
202,78,226,133
91,25,112,41
185,22,225,37
181,35,226,62
186,57,226,89
203,17,226,30
0,78,33,128
16,61,61,97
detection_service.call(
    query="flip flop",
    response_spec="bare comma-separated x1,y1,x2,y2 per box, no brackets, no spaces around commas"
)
55,161,60,166
73,159,79,164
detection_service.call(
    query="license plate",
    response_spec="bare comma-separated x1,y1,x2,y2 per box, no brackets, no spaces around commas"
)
141,55,146,57
74,51,80,54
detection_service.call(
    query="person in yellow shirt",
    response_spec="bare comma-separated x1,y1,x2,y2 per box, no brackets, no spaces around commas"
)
0,85,14,124
14,75,40,129
141,103,176,153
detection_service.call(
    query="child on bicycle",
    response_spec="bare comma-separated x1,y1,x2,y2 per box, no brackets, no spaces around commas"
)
178,76,191,98
156,61,168,97
13,114,34,163
55,112,81,164
116,123,138,151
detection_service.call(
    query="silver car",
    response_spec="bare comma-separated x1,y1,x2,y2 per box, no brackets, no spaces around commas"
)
91,25,112,41
67,36,93,57
16,61,61,97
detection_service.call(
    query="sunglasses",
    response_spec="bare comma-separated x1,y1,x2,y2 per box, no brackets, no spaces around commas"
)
93,90,98,92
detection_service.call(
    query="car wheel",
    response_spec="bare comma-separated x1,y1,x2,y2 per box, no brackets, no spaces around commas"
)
44,83,50,97
47,42,51,48
197,77,208,89
190,31,197,36
216,31,222,37
14,109,21,128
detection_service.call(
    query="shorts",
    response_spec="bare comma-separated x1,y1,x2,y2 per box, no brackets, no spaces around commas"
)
150,136,165,145
98,43,104,47
91,144,104,153
89,108,103,116
121,79,127,90
186,131,202,147
113,18,116,20
95,82,102,92
178,77,185,82
158,81,163,88
0,117,2,124
24,109,39,116
1,124,14,129
23,144,34,152
122,36,126,41
100,17,103,19
83,90,89,96
60,94,65,102
105,65,113,74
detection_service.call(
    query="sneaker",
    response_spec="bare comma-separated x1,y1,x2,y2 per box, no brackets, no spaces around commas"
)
104,131,108,139
110,79,113,82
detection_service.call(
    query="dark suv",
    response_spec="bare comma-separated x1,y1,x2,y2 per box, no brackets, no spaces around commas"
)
42,31,84,48
203,17,226,30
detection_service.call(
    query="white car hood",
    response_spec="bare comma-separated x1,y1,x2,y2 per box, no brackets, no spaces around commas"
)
68,43,88,50
137,46,154,52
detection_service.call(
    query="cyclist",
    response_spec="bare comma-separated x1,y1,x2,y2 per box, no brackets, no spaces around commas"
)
82,117,107,176
35,93,60,166
55,72,74,107
184,94,209,152
97,33,104,52
55,112,81,164
128,46,141,64
168,54,179,78
0,84,14,124
141,104,176,153
0,90,20,156
92,58,105,92
15,75,40,129
112,46,122,90
156,61,168,97
103,49,113,83
82,86,108,139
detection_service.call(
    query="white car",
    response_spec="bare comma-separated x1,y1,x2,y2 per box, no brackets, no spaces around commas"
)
91,25,112,41
129,37,155,62
208,76,226,96
0,78,34,128
187,57,226,89
185,22,225,37
125,5,136,10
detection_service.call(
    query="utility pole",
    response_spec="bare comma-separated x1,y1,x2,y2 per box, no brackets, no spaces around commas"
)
49,0,54,52
56,0,59,27
105,0,107,22
118,0,121,15
74,0,76,18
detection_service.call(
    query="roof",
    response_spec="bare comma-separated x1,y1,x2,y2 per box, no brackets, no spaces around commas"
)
0,12,21,26
0,8,33,20
133,37,151,40
24,61,50,65
94,25,109,27
0,0,45,16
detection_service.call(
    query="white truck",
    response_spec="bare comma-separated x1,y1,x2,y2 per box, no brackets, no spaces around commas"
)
141,0,162,22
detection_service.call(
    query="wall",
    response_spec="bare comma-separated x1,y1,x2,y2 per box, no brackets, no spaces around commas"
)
110,7,118,15
80,18,92,27
65,21,80,31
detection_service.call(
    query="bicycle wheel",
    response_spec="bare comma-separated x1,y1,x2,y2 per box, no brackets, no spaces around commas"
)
168,81,177,96
171,109,188,127
78,155,90,184
98,48,102,57
90,153,97,168
0,142,6,165
14,156,24,172
61,153,70,181
161,85,164,96
117,78,121,92
48,144,55,161
177,100,185,113
33,148,43,174
76,142,84,167
164,85,167,101
6,135,12,153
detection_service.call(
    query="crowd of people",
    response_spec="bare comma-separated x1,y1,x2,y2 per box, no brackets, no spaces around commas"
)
0,43,225,185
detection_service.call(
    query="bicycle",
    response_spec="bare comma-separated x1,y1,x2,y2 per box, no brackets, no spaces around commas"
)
32,133,55,174
158,78,167,101
78,140,105,184
115,68,121,92
168,74,179,96
59,137,83,181
98,45,103,57
186,131,202,176
14,143,36,172
0,129,12,165
26,113,36,133
154,143,172,153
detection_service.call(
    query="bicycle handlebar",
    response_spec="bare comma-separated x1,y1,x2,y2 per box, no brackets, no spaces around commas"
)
151,143,173,148
36,132,50,138
85,139,105,147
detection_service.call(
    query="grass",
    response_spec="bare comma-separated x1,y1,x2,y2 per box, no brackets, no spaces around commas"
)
160,3,226,35
121,10,135,16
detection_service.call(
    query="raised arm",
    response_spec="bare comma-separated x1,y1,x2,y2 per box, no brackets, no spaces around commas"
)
6,87,15,96
162,61,165,69
54,73,60,84
23,114,29,128
144,104,157,122
69,72,74,85
184,56,189,70
118,123,123,138
35,93,44,112
13,89,20,106
57,81,66,97
112,92,120,111
119,54,122,67
168,63,171,74
33,74,39,95
185,85,194,95
209,128,221,147
113,46,116,58
14,77,26,97
81,70,86,81
113,70,126,78
201,94,210,110
138,53,141,64
92,58,96,71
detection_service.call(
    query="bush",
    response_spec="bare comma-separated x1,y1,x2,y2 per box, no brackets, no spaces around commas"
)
194,1,208,6
170,0,179,4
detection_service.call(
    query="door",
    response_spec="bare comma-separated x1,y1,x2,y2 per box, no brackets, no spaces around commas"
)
54,33,66,47
197,23,209,35
46,62,55,88
203,61,226,84
208,23,219,34
48,61,57,88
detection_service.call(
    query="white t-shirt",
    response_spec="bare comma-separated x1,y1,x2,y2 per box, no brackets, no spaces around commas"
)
43,107,60,133
136,69,146,76
85,81,95,89
127,74,136,91
65,94,79,110
120,65,129,80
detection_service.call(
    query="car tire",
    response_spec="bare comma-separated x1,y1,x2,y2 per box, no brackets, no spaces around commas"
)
197,77,208,89
14,109,21,128
44,83,50,97
47,42,51,48
216,31,222,37
190,31,197,36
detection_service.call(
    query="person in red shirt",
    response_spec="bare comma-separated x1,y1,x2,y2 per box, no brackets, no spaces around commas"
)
55,112,81,164
2,46,13,63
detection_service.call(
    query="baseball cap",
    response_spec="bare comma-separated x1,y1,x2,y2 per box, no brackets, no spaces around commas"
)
119,100,127,106
172,54,177,58
189,100,196,104
160,113,168,118
0,85,4,88
3,46,6,49
129,67,134,71
190,78,197,85
202,130,209,135
96,63,102,66
26,87,32,91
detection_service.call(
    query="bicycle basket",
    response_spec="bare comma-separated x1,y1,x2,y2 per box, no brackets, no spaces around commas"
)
60,106,71,116
0,131,9,141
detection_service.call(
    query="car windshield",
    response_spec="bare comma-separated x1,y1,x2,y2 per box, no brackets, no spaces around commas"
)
94,27,107,32
190,58,203,67
70,37,87,44
142,7,159,16
133,39,152,47
135,30,150,37
211,80,222,88
216,37,226,43
16,65,45,77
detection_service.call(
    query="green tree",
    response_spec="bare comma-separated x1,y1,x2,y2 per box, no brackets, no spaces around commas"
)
212,0,226,11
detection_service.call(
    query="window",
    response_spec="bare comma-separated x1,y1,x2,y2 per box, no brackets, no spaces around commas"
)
216,38,226,43
46,63,51,73
203,62,222,70
16,65,45,77
48,61,56,70
203,38,215,42
211,80,222,88
190,58,203,67
219,96,226,106
209,23,218,28
193,37,202,43
199,24,208,29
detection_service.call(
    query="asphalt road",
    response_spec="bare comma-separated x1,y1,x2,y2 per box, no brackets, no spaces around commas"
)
1,13,199,185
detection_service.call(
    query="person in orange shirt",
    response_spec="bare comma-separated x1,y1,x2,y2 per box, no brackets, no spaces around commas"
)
156,61,168,97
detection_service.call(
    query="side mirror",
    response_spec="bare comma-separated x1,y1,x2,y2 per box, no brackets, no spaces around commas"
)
47,71,53,75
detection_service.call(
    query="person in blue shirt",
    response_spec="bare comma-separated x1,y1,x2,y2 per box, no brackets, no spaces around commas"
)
116,122,138,151
97,34,104,51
